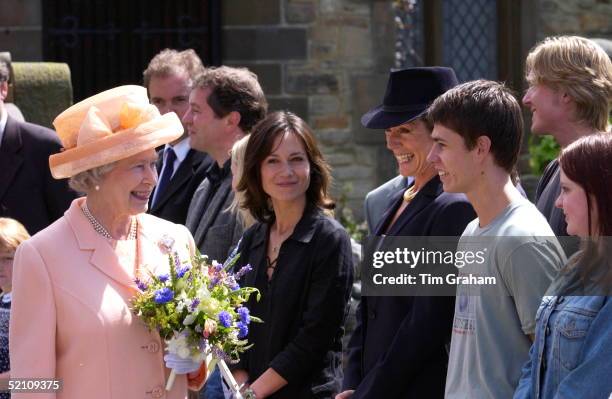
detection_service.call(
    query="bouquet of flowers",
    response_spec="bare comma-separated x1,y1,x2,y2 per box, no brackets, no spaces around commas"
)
132,235,260,394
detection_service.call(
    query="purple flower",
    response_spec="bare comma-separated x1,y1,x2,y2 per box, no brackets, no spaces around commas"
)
237,307,250,324
225,276,239,291
190,299,200,311
211,346,231,363
134,278,148,291
153,287,174,304
212,260,223,272
158,274,169,283
208,276,221,290
218,311,232,328
234,264,253,280
237,321,249,339
176,265,190,278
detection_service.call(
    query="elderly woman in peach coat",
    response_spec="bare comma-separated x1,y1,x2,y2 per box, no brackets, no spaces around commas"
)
9,86,206,398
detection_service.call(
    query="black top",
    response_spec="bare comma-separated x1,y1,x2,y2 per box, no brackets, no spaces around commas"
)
234,206,354,398
344,175,476,398
535,159,579,257
0,293,10,399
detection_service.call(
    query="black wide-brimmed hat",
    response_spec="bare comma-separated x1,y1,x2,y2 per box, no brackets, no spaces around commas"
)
361,67,459,129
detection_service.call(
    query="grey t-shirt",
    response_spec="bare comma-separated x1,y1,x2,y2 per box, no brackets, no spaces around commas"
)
445,199,566,399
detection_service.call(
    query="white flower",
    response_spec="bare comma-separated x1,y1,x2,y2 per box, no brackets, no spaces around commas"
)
178,346,190,359
183,313,197,326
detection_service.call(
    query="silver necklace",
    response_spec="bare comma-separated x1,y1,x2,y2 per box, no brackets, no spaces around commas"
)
82,202,137,240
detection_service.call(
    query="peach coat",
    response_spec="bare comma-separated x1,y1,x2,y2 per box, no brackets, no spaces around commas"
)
10,198,205,399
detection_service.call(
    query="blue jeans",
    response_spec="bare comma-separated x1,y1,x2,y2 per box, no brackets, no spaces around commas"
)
199,367,225,399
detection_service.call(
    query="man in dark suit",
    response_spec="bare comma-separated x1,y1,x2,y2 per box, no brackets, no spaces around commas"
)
144,49,213,225
0,60,75,235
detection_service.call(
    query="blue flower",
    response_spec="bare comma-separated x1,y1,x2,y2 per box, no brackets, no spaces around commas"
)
218,311,232,328
134,278,148,291
237,321,249,339
237,307,250,324
176,265,190,278
158,274,169,283
153,287,174,304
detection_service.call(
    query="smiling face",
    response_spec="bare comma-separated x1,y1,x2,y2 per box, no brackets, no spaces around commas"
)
428,123,481,194
522,81,566,136
260,132,310,206
93,149,159,217
385,119,436,180
555,169,594,237
183,87,232,162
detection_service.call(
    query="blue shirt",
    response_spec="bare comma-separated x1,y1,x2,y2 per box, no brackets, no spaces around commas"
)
514,292,612,398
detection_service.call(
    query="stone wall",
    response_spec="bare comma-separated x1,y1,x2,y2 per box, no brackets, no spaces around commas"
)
535,0,612,39
222,0,396,220
0,0,43,61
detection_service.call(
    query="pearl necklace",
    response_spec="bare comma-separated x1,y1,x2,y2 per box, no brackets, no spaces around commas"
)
82,202,137,240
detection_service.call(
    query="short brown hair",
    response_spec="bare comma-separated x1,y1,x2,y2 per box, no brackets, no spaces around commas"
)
143,49,204,89
193,66,267,133
0,218,30,252
238,111,334,222
525,36,612,131
427,80,524,173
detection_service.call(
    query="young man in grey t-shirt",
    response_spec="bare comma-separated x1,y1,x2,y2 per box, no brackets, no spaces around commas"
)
427,80,566,399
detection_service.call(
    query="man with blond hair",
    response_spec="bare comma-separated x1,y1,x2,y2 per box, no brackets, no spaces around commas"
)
143,48,212,224
523,36,612,238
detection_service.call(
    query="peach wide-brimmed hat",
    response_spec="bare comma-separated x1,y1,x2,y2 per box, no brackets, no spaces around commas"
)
49,85,183,179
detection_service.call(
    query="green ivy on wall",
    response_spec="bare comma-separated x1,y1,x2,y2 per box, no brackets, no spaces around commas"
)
528,135,560,175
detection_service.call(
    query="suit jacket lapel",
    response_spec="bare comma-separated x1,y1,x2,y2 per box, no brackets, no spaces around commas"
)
194,178,232,248
65,198,136,289
0,117,24,201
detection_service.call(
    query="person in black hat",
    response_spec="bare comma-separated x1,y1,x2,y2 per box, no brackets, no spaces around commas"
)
338,67,476,399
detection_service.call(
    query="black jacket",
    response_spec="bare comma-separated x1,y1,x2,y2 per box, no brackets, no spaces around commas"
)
0,116,76,234
148,148,212,225
344,176,476,398
234,206,354,398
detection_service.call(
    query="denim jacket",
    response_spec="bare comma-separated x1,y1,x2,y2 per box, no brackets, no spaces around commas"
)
513,294,612,399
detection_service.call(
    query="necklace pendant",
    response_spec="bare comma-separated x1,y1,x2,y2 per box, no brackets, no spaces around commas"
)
403,186,418,203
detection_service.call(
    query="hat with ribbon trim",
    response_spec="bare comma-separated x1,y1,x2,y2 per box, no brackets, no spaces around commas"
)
49,85,183,179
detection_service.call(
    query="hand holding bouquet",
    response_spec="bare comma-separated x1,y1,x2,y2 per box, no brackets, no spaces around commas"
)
132,235,260,392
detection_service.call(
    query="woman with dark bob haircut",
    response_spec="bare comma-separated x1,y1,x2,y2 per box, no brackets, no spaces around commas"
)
514,133,612,399
231,111,354,398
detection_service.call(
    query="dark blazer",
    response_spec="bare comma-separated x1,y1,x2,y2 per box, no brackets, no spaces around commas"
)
234,206,354,398
184,161,242,264
344,175,476,398
0,116,76,235
148,148,212,225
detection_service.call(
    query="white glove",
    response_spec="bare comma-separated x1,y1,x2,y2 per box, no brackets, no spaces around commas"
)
164,353,202,374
